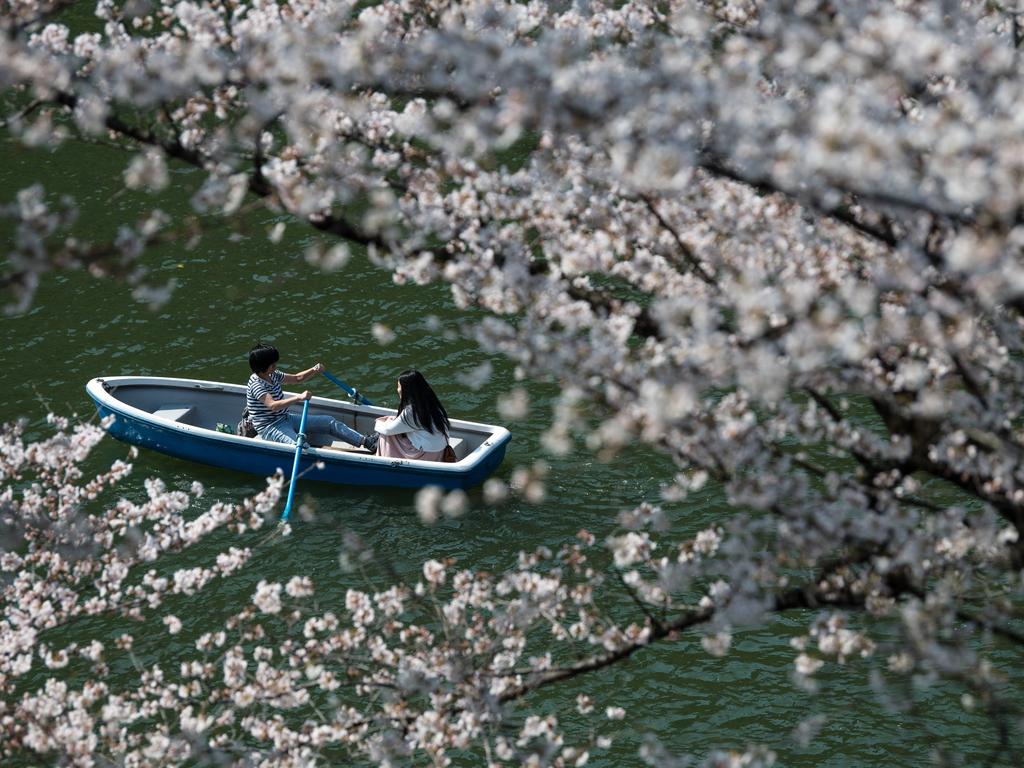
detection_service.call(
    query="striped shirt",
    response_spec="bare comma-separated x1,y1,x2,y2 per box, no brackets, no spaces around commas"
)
246,371,288,431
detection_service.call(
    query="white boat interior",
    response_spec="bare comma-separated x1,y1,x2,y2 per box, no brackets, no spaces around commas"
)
98,377,500,461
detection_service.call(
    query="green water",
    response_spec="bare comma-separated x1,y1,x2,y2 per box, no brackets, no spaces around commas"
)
0,131,1016,766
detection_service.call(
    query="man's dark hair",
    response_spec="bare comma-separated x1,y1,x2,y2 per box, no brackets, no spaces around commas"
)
249,343,280,374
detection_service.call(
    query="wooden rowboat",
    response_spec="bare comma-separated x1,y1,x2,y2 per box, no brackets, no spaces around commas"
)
85,376,511,490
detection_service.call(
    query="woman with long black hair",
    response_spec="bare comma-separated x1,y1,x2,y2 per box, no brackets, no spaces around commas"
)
374,369,452,461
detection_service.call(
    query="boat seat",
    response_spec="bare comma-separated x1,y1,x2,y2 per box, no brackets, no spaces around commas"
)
448,437,467,460
327,440,372,454
325,436,467,458
152,404,196,423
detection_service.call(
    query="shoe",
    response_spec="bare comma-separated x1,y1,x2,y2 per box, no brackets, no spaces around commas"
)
361,432,380,452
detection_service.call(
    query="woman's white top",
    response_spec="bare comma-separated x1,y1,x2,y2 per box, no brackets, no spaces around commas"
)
375,406,448,451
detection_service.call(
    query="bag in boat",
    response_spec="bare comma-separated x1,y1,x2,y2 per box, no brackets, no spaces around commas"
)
236,408,257,438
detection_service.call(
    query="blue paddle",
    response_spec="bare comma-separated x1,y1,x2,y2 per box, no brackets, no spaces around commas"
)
322,369,374,406
280,398,310,523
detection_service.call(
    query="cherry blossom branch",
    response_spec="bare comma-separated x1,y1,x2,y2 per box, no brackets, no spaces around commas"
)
637,194,717,286
32,90,389,270
496,578,888,706
696,152,903,249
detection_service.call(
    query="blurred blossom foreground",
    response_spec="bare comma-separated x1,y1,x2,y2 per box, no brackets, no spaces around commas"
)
4,0,1024,765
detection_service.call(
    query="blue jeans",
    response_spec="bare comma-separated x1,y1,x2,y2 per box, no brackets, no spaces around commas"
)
258,412,364,447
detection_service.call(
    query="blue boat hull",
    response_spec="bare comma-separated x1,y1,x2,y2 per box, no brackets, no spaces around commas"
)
90,397,509,491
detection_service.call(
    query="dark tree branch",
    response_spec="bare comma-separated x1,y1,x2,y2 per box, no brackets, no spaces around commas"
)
0,99,43,129
54,91,204,168
956,607,1024,648
638,194,717,286
563,280,662,340
612,568,666,634
49,90,387,252
495,577,895,706
951,351,991,409
2,0,78,39
697,152,904,249
803,386,843,423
